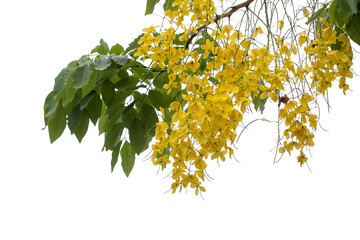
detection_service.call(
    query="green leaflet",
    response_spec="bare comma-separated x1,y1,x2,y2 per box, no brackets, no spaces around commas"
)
93,56,112,71
140,103,158,137
81,70,99,98
163,0,176,11
120,141,135,177
328,0,358,27
145,0,160,15
345,12,360,46
112,55,128,66
153,72,169,88
148,89,166,108
74,110,89,143
48,102,66,143
306,4,329,24
101,80,115,106
73,64,93,89
62,76,76,107
111,141,122,172
104,123,124,150
86,94,102,125
68,105,82,133
129,117,146,154
251,80,267,114
114,76,139,89
44,91,57,125
91,39,109,55
98,114,109,135
53,65,74,96
109,44,124,55
80,91,96,110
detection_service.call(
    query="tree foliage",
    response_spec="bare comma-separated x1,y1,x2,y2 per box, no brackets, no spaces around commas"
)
43,0,359,196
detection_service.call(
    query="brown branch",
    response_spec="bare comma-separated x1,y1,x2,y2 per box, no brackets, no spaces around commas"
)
185,0,255,49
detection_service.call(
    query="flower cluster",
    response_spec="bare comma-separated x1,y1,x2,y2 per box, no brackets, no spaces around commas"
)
134,0,354,194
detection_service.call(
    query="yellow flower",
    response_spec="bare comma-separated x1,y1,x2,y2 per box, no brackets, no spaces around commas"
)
142,25,158,34
252,27,263,38
297,150,308,167
186,60,200,73
241,39,251,49
298,31,307,47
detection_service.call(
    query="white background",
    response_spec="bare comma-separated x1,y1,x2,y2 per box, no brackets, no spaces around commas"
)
1,0,360,239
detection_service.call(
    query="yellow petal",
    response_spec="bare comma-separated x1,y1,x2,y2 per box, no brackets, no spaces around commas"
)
277,20,284,31
241,39,251,49
291,43,298,55
303,8,310,18
279,147,285,154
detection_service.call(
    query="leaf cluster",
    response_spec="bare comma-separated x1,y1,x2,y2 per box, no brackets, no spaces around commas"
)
44,38,183,176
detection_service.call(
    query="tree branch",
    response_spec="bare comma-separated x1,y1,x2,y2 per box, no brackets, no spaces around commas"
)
185,0,255,49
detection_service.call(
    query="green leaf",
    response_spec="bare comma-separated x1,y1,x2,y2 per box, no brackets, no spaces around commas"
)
48,102,66,143
105,91,129,130
97,63,119,84
199,57,207,73
174,33,186,46
86,94,102,125
148,89,166,108
44,91,57,125
111,141,122,172
101,80,115,106
110,44,124,55
81,70,99,98
98,114,109,135
73,65,93,89
121,108,136,129
78,55,92,67
163,107,173,125
91,39,109,55
124,33,144,55
68,105,82,134
329,0,358,27
129,117,146,154
140,103,159,136
63,94,81,116
107,105,125,131
130,63,153,81
104,123,123,150
345,12,360,45
117,69,129,79
251,80,267,114
114,76,140,89
112,55,129,66
208,77,220,85
63,76,76,107
145,0,160,15
93,56,112,70
80,91,96,110
306,4,329,24
74,110,89,143
164,0,176,11
120,141,135,177
53,65,74,97
153,72,169,88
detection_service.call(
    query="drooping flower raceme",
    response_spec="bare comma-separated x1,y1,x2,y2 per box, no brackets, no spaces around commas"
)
134,0,354,194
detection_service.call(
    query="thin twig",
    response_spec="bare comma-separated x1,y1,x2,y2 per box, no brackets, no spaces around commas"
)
185,0,255,49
